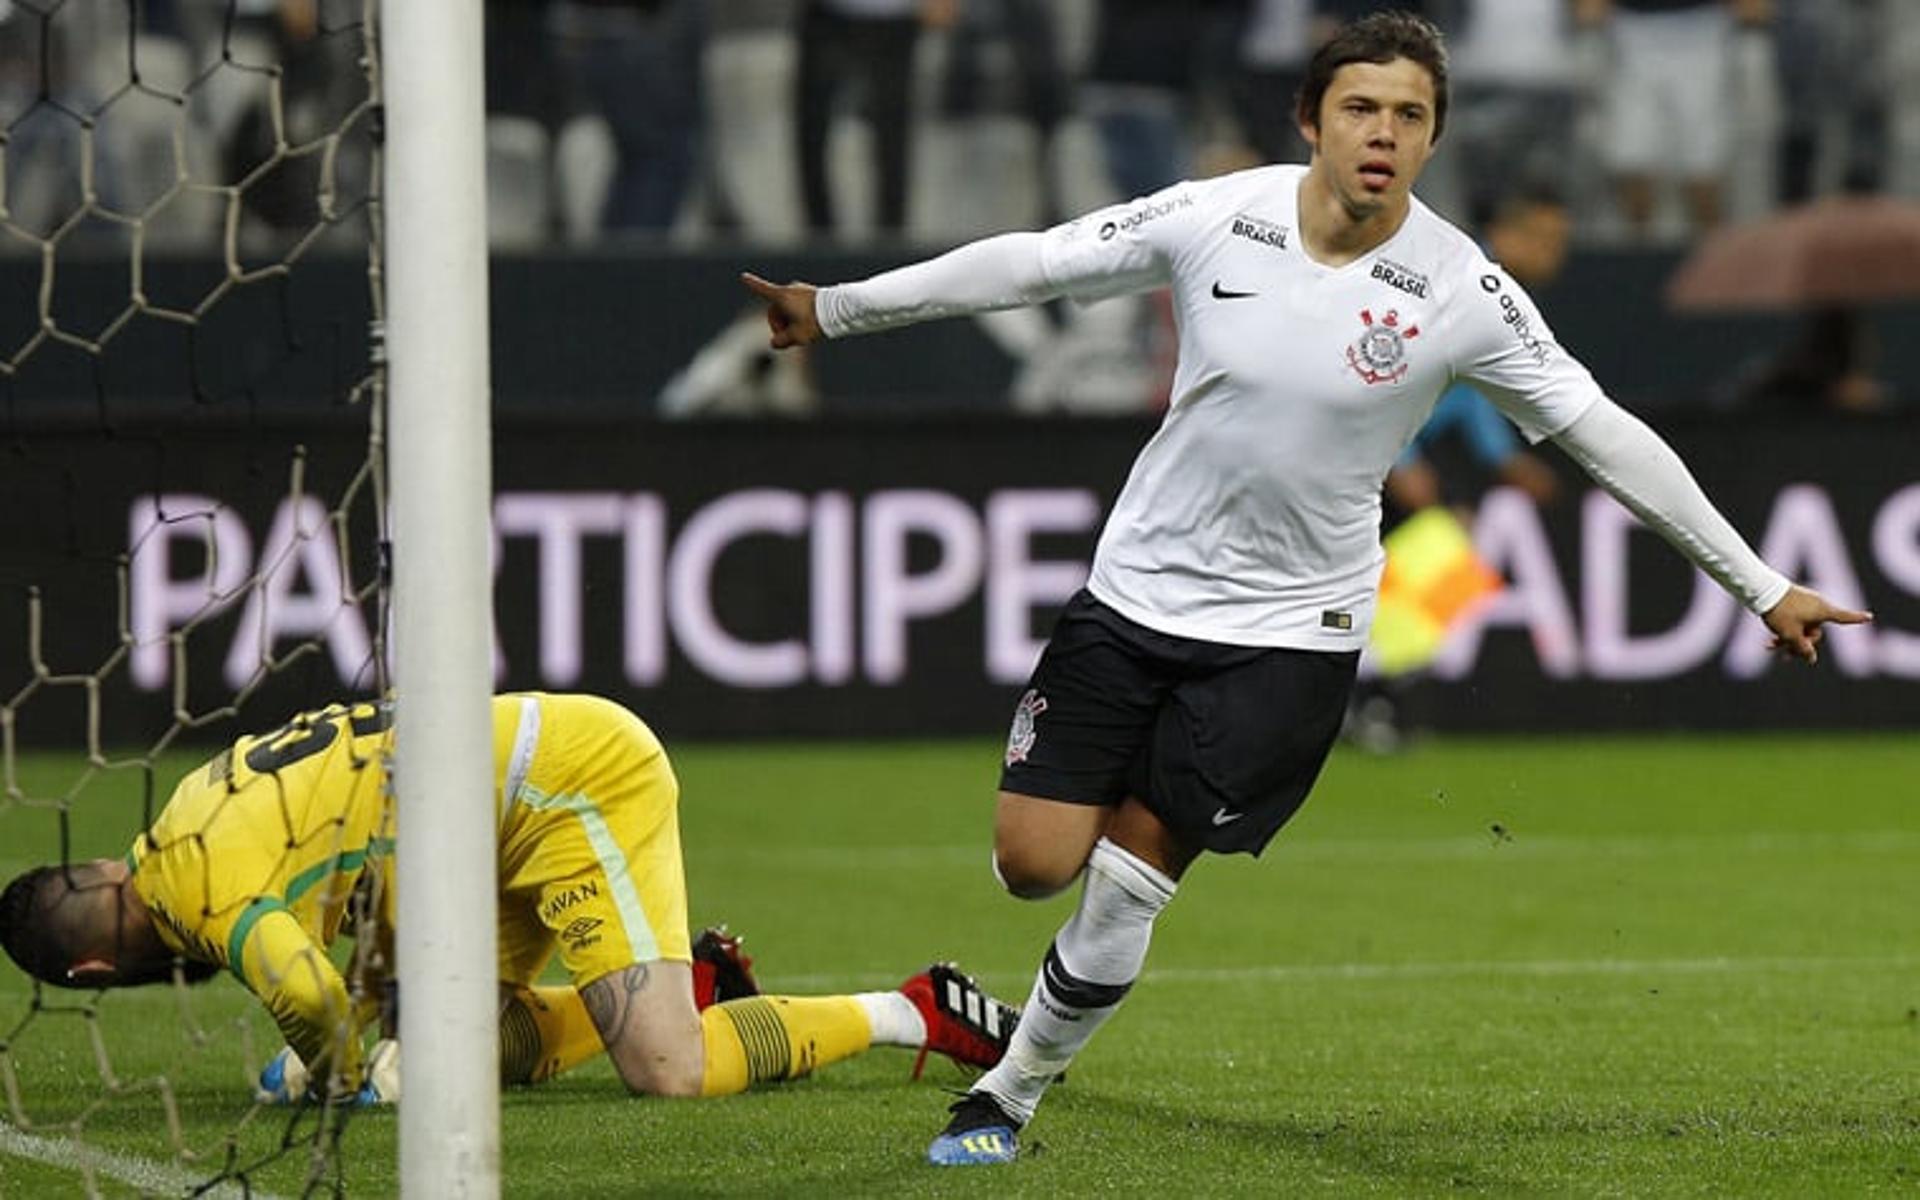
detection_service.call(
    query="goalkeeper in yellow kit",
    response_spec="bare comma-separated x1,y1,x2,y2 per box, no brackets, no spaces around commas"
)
0,692,1016,1103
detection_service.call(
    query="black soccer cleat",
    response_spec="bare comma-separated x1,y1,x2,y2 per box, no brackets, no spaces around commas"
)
927,1090,1022,1165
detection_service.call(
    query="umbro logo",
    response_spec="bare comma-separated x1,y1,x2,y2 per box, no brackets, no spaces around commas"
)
1211,281,1257,300
1211,807,1244,826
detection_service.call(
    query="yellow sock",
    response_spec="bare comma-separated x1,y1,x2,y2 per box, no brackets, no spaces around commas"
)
500,985,606,1084
699,996,873,1097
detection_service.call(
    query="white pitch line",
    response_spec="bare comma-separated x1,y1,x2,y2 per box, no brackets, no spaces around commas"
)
0,1124,281,1200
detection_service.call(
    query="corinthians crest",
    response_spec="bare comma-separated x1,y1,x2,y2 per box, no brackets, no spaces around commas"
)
1345,307,1420,385
1005,689,1047,767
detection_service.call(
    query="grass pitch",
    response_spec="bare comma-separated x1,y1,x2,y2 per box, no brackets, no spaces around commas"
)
1,734,1915,1196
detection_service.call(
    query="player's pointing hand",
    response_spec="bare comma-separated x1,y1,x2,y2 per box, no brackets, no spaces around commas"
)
740,273,823,350
1761,585,1873,665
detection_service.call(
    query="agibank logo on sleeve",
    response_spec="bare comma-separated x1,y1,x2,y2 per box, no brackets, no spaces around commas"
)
1099,192,1195,240
1345,308,1420,386
1480,272,1549,364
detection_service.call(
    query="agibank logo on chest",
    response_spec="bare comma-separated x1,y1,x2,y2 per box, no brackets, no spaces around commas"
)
1345,308,1420,386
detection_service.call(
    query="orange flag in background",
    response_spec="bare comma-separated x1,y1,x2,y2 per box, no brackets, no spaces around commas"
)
1370,508,1504,676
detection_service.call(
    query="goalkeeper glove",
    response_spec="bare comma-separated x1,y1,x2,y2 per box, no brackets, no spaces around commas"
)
256,1039,401,1107
255,1046,311,1104
361,1037,401,1104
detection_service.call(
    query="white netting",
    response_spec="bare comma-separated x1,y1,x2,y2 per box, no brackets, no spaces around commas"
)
0,1,389,1193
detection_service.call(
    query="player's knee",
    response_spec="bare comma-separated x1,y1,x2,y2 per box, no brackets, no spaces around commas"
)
641,1066,705,1100
610,1049,704,1099
991,844,1080,900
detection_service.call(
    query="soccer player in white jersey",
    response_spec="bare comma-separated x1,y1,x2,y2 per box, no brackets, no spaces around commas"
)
741,10,1870,1167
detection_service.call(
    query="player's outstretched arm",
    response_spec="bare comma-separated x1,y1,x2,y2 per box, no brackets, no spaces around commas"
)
1760,585,1872,666
742,230,1079,350
1550,398,1871,664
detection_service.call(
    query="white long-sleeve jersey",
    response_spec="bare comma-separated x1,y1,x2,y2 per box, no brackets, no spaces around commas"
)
818,165,1789,648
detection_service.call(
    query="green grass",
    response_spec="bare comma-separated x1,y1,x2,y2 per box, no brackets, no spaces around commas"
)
3,735,1917,1196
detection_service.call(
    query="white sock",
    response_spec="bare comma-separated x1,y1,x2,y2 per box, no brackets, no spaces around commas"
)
854,991,926,1047
973,837,1176,1124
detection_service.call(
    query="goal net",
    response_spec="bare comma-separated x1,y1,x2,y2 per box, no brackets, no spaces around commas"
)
0,0,397,1193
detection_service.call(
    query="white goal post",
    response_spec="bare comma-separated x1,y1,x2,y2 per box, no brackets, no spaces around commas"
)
381,1,500,1196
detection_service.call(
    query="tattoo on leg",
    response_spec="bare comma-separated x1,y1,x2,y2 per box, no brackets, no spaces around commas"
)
581,963,652,1045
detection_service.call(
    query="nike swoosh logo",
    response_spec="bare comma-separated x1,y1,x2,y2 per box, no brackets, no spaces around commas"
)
1211,807,1244,826
1211,282,1257,300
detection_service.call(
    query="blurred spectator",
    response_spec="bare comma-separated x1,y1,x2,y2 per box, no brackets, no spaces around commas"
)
1445,0,1583,224
697,0,805,244
0,0,199,243
1887,0,1920,200
217,1,365,238
1578,0,1769,239
484,0,565,244
1386,386,1562,512
1773,0,1886,204
1080,0,1246,199
548,0,707,236
795,0,953,236
486,1,567,133
939,0,1070,225
1726,306,1893,415
0,0,92,241
1315,0,1438,27
1386,186,1571,515
1356,182,1570,753
1230,0,1316,167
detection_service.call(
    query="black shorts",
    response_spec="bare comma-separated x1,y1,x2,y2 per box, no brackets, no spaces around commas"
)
999,590,1359,856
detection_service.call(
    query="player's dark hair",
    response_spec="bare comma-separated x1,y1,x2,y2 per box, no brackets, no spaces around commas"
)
1297,11,1450,144
0,865,216,989
0,866,69,986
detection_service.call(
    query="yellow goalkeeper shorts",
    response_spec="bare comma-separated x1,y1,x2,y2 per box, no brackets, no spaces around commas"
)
493,693,690,989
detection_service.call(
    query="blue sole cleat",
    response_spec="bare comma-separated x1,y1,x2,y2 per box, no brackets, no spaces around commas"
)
928,1125,1019,1165
927,1092,1022,1165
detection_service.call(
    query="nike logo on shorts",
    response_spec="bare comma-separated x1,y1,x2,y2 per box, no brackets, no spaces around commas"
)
1211,281,1257,300
1211,806,1244,826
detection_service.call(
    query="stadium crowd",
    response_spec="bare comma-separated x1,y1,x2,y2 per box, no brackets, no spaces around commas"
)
495,0,1920,247
1,0,1918,249
487,0,1920,247
0,1,1912,419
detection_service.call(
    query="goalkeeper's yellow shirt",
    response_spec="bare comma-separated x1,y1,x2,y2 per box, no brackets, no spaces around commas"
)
127,692,687,1085
129,698,398,1082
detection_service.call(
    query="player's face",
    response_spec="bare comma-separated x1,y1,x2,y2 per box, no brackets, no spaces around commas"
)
1302,58,1438,218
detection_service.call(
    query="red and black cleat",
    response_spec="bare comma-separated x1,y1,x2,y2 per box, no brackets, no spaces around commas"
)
691,925,759,1011
899,962,1020,1080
